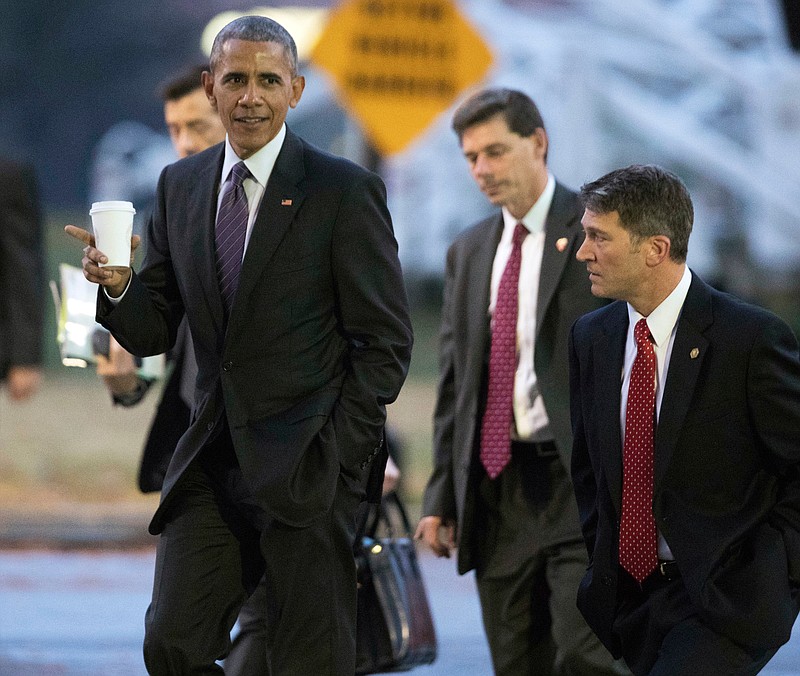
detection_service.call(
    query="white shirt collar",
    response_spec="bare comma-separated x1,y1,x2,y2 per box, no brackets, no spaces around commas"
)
501,173,556,234
220,123,287,190
627,265,692,347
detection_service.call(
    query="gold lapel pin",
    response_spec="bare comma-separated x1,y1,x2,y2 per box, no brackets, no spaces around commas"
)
555,237,568,252
281,198,293,206
690,347,699,359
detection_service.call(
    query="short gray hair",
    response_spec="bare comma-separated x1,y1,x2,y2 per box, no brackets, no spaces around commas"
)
209,15,299,76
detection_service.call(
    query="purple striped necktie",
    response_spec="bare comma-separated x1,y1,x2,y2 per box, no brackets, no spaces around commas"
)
480,222,528,479
215,161,252,314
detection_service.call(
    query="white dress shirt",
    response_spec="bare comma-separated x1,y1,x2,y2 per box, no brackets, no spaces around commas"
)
620,265,692,559
217,123,286,258
488,173,556,442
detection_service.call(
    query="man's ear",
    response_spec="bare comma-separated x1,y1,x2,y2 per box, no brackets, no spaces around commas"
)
646,235,672,266
202,70,217,109
532,127,548,160
289,75,305,109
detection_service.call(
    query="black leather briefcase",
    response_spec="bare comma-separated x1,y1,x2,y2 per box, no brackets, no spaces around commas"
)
355,492,437,674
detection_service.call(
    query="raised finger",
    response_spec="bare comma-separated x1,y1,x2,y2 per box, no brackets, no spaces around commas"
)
64,225,95,247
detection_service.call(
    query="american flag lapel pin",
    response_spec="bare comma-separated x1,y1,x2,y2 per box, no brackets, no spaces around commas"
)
281,198,293,206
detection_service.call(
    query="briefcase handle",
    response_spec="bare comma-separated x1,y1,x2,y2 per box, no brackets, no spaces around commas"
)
356,491,412,543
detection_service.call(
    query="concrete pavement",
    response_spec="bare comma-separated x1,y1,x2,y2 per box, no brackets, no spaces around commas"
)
1,546,799,675
0,547,493,675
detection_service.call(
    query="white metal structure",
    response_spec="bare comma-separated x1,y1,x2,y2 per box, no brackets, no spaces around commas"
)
382,0,800,290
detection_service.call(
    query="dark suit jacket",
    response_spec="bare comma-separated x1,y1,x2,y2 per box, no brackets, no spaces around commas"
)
421,182,605,574
569,273,800,654
97,129,413,531
0,159,43,379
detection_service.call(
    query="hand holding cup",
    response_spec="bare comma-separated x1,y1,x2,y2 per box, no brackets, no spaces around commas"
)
64,200,140,297
89,201,136,267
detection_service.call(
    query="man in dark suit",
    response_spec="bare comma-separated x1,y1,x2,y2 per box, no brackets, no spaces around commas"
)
0,158,43,402
570,163,800,675
67,15,412,675
415,89,622,674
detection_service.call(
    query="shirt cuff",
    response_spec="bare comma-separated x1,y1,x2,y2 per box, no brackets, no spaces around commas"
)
104,274,132,304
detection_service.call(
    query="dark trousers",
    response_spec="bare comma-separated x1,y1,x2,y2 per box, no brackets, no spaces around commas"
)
224,578,268,676
614,571,778,675
142,428,363,675
474,444,626,676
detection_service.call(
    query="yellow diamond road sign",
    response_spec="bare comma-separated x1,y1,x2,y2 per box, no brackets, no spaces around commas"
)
311,0,494,155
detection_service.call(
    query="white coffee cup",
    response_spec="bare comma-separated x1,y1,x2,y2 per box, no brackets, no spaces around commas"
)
89,201,136,267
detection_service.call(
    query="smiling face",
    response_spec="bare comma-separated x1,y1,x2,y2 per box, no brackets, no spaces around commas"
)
202,39,305,159
459,113,548,220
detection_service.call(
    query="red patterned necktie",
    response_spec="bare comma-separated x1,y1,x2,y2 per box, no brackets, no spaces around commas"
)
619,318,659,582
480,222,528,479
215,161,251,314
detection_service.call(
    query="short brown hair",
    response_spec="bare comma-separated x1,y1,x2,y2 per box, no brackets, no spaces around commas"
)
452,88,545,142
159,64,207,102
580,164,693,263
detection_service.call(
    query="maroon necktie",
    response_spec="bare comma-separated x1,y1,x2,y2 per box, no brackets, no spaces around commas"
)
480,222,528,479
215,161,251,314
619,318,659,582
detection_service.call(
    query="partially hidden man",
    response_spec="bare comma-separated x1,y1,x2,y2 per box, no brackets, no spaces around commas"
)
0,158,44,402
67,15,412,676
570,164,800,675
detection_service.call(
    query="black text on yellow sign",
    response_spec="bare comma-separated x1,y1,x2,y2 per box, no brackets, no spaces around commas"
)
312,0,494,155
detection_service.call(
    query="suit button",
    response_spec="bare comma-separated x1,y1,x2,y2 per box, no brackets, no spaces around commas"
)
223,361,233,372
601,574,613,587
206,422,214,431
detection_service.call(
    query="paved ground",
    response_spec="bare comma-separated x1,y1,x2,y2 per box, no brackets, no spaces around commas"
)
0,546,493,676
1,544,799,676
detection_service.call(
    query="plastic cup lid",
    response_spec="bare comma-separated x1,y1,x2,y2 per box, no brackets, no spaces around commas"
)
90,200,136,214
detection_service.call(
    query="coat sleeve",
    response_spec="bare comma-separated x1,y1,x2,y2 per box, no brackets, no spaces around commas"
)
96,165,185,358
752,313,800,585
421,243,459,520
0,163,44,370
569,318,599,561
329,171,413,470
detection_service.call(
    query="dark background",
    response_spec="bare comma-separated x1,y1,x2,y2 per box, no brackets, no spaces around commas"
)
0,0,329,209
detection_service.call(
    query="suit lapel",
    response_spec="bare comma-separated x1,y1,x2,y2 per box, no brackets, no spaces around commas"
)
537,183,581,333
595,303,628,516
228,130,306,331
188,147,226,336
465,216,503,394
654,275,711,485
592,277,712,513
